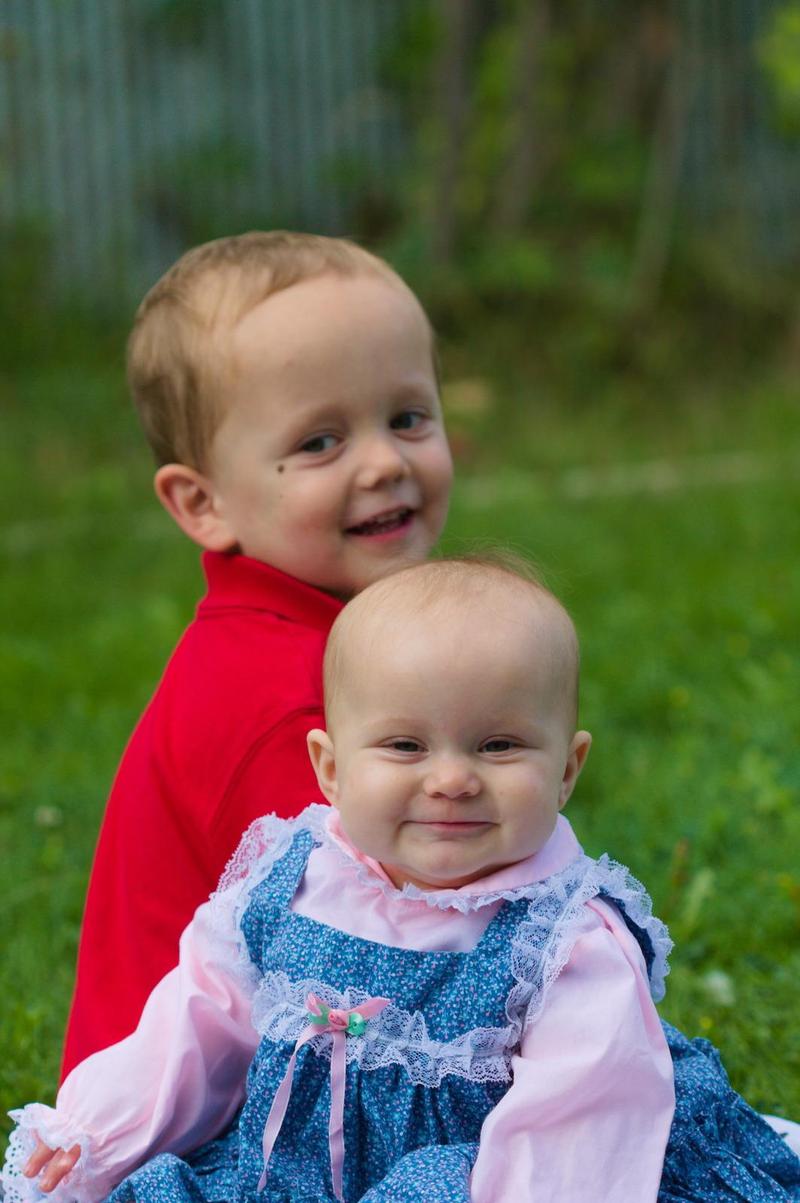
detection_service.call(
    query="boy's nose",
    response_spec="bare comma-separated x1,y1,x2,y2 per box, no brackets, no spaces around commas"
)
354,434,410,489
423,757,481,800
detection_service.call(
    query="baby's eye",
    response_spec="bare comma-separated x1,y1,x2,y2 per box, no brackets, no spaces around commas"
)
390,410,426,432
480,738,518,754
385,738,424,754
299,433,339,454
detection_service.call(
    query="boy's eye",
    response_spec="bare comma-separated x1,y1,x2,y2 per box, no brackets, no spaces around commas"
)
299,433,339,454
480,738,517,754
390,410,426,432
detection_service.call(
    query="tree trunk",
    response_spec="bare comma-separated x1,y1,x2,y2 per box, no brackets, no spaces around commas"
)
491,0,551,235
627,28,694,315
430,0,476,265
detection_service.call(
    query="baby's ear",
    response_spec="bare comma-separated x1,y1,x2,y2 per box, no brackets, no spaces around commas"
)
307,729,339,804
558,730,592,810
154,463,238,552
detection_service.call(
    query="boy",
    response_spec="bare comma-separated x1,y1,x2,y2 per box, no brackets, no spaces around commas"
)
61,231,453,1077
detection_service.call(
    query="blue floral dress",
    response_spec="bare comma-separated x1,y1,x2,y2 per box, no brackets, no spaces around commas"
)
96,824,800,1203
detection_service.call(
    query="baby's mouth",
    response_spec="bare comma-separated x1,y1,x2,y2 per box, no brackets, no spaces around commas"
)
345,508,414,537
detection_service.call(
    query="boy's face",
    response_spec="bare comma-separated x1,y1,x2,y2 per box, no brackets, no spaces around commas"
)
205,272,452,598
309,596,591,890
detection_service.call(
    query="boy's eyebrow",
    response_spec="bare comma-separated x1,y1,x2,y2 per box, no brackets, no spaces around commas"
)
385,375,440,399
280,382,441,434
313,376,439,407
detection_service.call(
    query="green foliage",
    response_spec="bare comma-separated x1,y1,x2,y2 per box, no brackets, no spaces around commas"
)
138,137,260,248
759,1,800,134
7,2,797,411
132,0,227,45
0,222,130,375
379,2,800,402
378,2,440,125
465,235,558,297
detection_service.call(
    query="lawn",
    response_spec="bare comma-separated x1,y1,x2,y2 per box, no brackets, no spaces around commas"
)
1,351,799,1145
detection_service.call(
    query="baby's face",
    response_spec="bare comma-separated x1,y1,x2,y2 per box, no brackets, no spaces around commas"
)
310,597,591,890
204,272,452,597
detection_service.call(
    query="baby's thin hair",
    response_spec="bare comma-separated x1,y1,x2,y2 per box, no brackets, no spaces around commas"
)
324,552,581,728
126,230,408,471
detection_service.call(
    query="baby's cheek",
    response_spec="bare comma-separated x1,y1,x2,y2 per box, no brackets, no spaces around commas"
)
356,761,407,801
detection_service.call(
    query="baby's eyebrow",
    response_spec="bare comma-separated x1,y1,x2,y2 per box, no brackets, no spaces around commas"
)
372,719,421,731
360,718,422,738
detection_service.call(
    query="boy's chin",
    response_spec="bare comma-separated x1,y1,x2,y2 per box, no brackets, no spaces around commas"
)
341,547,439,597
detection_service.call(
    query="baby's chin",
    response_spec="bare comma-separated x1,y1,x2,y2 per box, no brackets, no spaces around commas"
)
383,858,508,893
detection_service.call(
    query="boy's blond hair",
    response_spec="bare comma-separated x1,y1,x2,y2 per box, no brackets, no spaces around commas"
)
127,231,404,470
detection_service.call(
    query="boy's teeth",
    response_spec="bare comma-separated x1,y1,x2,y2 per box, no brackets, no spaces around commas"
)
349,509,410,535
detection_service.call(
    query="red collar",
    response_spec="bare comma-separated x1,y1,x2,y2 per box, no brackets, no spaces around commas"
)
198,552,344,633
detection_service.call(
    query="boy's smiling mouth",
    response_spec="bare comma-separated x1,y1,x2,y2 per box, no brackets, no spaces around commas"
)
345,507,415,538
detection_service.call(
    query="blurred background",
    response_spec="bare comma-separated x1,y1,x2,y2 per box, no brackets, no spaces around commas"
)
1,0,799,1128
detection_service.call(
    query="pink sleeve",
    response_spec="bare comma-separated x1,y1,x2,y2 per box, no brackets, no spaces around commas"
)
4,894,259,1203
469,903,675,1203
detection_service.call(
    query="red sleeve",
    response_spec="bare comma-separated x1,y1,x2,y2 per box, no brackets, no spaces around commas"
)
60,708,326,1082
209,707,328,870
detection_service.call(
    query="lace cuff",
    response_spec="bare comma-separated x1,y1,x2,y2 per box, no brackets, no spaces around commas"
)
1,1105,103,1203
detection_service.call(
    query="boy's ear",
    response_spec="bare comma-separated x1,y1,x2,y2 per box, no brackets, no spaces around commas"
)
558,730,592,810
154,464,238,553
307,729,339,805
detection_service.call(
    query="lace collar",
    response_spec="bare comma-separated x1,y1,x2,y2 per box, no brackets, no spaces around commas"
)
305,805,584,914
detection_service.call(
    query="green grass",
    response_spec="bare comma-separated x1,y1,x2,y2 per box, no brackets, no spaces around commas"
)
1,353,799,1145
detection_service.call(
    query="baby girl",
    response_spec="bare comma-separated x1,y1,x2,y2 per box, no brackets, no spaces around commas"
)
5,558,800,1201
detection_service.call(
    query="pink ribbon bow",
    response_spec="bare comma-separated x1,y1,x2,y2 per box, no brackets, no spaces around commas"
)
258,992,390,1200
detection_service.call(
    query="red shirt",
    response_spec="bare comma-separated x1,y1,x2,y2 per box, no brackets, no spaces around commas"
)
61,552,342,1079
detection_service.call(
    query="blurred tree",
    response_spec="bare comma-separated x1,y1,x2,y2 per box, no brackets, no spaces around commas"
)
759,0,800,135
489,0,550,236
381,0,798,399
627,6,691,315
430,0,477,264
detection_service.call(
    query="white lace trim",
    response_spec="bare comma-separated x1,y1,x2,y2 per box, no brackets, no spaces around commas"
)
250,971,514,1087
505,854,673,1040
214,808,306,898
207,809,308,989
594,854,672,1001
211,804,573,921
1,1105,97,1203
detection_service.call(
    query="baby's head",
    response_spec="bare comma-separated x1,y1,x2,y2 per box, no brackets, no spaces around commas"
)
308,557,592,890
128,231,453,598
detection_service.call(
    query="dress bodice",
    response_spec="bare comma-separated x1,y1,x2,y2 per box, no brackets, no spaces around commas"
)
219,814,669,1202
242,828,531,1068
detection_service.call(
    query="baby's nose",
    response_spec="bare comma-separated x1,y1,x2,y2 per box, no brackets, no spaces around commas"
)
423,757,480,800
